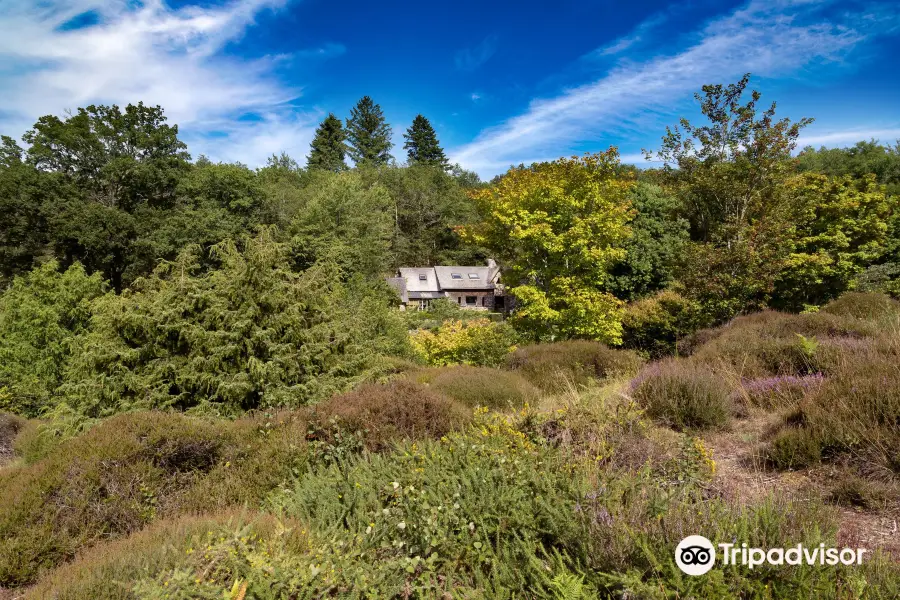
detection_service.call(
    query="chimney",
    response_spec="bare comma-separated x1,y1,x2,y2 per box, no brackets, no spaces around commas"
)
486,258,497,269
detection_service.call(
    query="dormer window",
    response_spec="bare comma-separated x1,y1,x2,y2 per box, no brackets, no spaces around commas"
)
451,273,462,279
418,273,427,281
468,273,479,279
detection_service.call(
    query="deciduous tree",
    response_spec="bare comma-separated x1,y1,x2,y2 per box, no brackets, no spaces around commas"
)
461,151,633,342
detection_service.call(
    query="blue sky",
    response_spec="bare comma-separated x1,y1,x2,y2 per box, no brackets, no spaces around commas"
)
1,0,899,177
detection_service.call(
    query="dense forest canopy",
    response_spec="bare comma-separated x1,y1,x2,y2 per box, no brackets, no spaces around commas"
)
1,78,899,416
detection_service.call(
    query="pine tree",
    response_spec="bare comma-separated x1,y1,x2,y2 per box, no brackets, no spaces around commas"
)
404,115,448,169
307,114,347,171
345,96,393,166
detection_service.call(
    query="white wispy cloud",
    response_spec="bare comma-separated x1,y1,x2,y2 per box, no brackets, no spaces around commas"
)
797,127,900,148
450,0,894,176
0,0,327,166
455,35,498,71
591,12,668,57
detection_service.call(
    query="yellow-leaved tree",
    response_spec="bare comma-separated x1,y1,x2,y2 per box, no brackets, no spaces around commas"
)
460,150,634,342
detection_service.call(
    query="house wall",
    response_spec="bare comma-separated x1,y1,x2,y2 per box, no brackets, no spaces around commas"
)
446,290,494,310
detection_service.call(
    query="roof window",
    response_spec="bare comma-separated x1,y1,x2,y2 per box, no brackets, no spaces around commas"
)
451,273,462,279
468,273,479,279
419,273,427,281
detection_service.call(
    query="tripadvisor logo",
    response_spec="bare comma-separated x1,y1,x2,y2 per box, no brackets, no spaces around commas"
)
675,536,867,576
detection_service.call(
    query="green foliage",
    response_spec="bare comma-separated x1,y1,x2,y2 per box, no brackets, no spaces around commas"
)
797,139,900,197
60,231,409,416
403,115,448,169
606,182,689,301
264,419,590,598
505,340,643,392
630,361,732,430
462,151,634,342
409,318,519,367
23,102,190,212
771,174,894,310
655,75,813,321
365,164,484,267
620,290,708,359
307,113,347,171
289,170,394,278
0,261,106,417
820,291,900,321
345,96,393,166
0,142,55,282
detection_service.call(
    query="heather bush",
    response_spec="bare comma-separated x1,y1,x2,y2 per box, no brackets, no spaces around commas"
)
685,310,874,377
0,410,308,586
314,380,470,451
412,365,541,409
736,373,825,409
630,361,732,430
761,343,900,475
505,340,643,392
409,317,518,367
25,511,308,600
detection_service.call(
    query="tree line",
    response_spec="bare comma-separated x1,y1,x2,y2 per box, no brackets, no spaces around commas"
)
0,73,899,416
309,96,449,170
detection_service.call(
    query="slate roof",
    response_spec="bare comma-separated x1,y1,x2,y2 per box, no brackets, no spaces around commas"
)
392,260,500,297
398,268,440,292
433,265,498,290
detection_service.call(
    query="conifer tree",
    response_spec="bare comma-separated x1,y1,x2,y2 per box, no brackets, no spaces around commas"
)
307,114,347,171
404,115,449,169
345,96,393,166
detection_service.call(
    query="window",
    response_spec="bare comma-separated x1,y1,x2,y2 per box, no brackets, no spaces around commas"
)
465,296,477,306
418,273,427,281
451,273,462,279
468,273,479,279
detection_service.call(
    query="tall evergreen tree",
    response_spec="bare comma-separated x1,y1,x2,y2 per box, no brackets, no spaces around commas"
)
403,115,448,169
307,114,347,171
345,96,393,166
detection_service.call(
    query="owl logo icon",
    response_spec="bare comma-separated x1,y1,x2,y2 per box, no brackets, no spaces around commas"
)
675,535,716,575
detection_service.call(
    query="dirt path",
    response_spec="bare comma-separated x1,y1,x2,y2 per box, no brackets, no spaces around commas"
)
702,412,900,560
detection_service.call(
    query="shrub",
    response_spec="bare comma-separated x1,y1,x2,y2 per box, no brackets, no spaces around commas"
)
25,511,308,600
414,365,541,410
315,380,470,451
0,411,26,466
620,290,708,358
736,373,825,409
630,361,732,430
0,411,308,586
821,291,900,321
505,340,643,392
685,310,875,378
0,261,106,417
764,426,824,470
60,231,409,417
266,421,592,598
409,318,518,367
